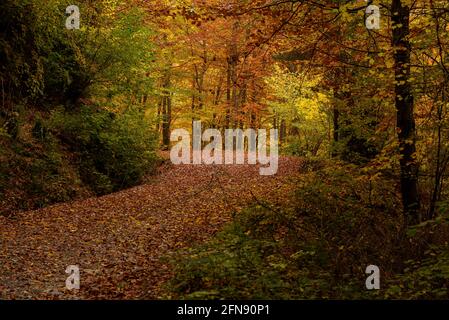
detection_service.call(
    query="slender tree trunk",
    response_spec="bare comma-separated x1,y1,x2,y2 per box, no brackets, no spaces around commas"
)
280,119,286,144
191,76,196,132
231,21,239,128
332,103,339,158
392,0,420,225
162,74,172,148
212,76,223,129
273,113,278,131
231,57,238,128
225,59,231,129
162,93,172,147
429,79,448,220
156,101,162,132
239,82,247,129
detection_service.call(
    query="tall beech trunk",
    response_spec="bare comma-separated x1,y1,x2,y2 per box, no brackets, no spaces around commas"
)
392,0,420,225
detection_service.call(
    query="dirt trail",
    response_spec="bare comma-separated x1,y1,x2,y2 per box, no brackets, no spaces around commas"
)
0,157,302,299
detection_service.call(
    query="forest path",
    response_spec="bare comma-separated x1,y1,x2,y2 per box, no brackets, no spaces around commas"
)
0,156,302,299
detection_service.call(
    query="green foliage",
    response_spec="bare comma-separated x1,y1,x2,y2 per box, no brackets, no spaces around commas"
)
0,0,45,102
166,205,376,299
0,0,154,108
0,0,158,214
281,136,303,156
0,129,87,213
25,147,79,207
334,124,382,164
266,67,330,157
294,162,400,267
281,136,323,157
166,159,449,299
48,106,158,194
165,162,408,299
385,245,449,299
167,219,286,299
32,115,48,141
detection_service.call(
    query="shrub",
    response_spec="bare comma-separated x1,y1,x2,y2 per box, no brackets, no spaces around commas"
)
166,211,292,300
385,245,449,299
48,106,158,194
166,162,409,300
281,136,324,157
0,127,88,214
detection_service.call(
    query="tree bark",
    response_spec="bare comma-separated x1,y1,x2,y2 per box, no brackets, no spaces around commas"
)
392,0,420,225
161,73,172,148
225,58,231,129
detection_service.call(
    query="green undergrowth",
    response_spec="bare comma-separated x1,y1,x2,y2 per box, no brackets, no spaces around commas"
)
0,106,159,215
165,160,449,299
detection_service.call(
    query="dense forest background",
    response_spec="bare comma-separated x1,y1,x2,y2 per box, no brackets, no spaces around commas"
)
1,0,449,299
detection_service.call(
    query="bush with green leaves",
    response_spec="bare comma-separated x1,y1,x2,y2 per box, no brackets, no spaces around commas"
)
385,245,449,299
49,106,158,195
281,136,306,156
167,162,443,300
0,0,157,214
166,209,294,300
166,161,449,299
165,203,380,300
1,0,153,109
0,128,88,214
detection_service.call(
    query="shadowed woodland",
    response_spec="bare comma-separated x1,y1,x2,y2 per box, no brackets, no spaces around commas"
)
1,0,449,299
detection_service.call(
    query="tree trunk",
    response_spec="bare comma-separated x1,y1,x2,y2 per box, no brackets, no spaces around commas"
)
161,74,172,148
280,119,286,144
332,103,339,158
392,0,420,225
225,59,231,129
